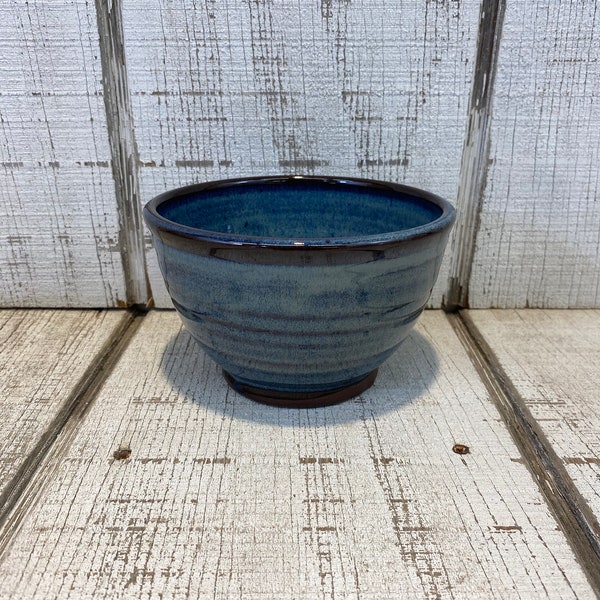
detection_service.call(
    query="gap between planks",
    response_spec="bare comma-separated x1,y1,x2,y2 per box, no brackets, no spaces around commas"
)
449,311,600,596
95,0,149,307
0,309,145,558
444,0,506,310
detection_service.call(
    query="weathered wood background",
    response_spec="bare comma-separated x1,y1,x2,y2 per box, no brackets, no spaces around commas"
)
1,0,598,308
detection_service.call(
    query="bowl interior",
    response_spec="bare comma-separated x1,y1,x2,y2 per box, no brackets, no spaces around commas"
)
155,179,443,240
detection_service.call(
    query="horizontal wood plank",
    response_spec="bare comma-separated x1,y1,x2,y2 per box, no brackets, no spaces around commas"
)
466,309,600,518
0,310,130,498
0,311,593,598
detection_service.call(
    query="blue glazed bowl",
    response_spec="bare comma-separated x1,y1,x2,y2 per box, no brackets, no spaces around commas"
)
144,176,455,407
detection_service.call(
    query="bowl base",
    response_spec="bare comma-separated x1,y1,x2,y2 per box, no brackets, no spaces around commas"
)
222,369,378,408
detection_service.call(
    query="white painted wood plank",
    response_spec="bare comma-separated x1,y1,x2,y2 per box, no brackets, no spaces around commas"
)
467,309,600,517
0,311,592,598
0,309,129,496
122,1,481,308
469,1,600,308
0,1,126,307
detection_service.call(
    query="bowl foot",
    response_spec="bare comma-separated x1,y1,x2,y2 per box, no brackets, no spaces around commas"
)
222,369,378,408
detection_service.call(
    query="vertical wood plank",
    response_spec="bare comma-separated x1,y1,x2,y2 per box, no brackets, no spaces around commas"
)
0,1,127,307
122,0,481,307
0,311,593,598
95,0,149,306
444,0,505,310
468,1,600,308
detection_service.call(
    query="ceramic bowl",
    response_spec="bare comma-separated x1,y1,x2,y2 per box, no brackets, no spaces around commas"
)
143,176,455,407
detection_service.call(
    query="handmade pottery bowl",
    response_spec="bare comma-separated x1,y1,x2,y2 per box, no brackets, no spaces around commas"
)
144,176,455,407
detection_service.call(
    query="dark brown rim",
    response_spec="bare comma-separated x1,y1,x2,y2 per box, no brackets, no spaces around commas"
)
143,175,456,251
223,369,378,408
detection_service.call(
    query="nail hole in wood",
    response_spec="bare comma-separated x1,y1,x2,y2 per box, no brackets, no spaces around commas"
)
113,445,132,460
452,443,470,455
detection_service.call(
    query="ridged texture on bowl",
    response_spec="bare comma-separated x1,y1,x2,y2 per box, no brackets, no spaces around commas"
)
144,177,455,395
152,233,449,392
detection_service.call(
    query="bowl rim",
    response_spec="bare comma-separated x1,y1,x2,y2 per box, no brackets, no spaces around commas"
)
143,175,456,249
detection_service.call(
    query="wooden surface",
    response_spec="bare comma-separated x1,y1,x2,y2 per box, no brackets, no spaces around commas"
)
0,2,127,307
0,309,596,599
466,310,600,518
468,1,600,308
122,0,480,308
1,1,599,309
0,310,129,497
95,0,150,306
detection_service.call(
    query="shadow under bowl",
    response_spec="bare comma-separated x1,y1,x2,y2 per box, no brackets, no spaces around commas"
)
143,175,455,407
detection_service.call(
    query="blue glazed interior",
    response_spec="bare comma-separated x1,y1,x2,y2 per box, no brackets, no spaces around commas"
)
156,180,443,240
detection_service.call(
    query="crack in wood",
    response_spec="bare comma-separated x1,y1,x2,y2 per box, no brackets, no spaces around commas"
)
449,310,600,596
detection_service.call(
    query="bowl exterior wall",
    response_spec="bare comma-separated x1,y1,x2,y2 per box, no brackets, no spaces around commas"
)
151,231,450,392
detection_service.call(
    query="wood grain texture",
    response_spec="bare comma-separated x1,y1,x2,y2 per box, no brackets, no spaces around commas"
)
0,311,593,598
121,0,480,307
95,0,149,306
0,309,129,497
468,1,600,308
444,0,505,310
0,1,127,307
466,309,600,520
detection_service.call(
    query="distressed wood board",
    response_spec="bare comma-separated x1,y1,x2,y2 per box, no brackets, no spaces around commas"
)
466,309,600,518
122,0,481,308
468,1,600,308
0,310,129,498
0,1,126,307
0,311,593,598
